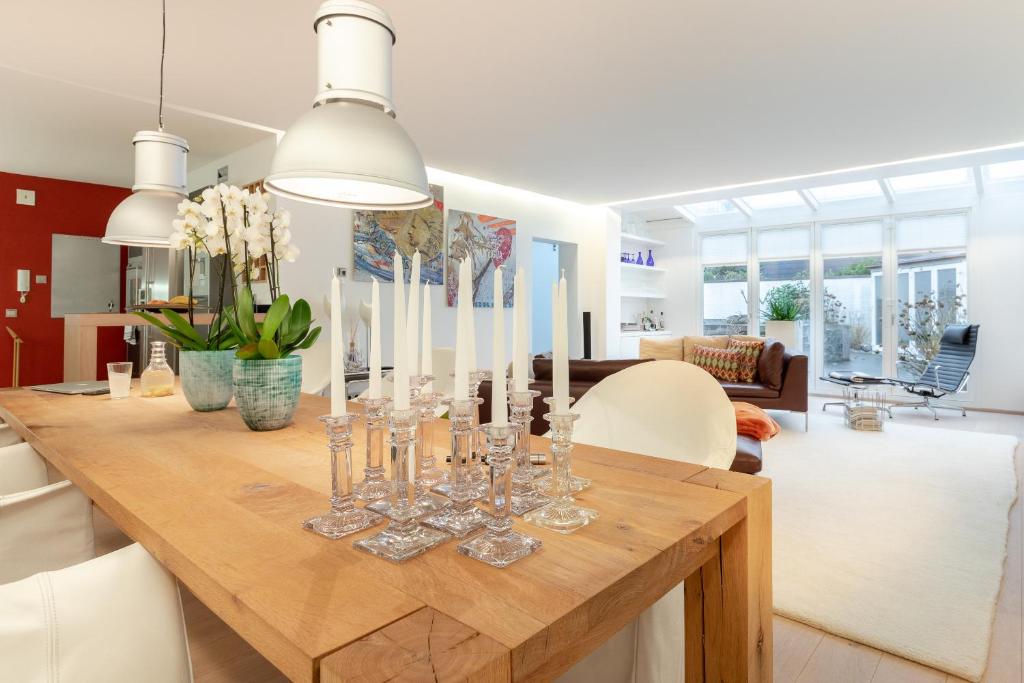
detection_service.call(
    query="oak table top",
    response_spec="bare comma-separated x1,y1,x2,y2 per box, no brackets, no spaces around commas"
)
0,386,771,682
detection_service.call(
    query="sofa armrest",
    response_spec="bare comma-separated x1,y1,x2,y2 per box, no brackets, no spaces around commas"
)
779,353,809,412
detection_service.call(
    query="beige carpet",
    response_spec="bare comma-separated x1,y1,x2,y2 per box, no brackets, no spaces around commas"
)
763,415,1018,682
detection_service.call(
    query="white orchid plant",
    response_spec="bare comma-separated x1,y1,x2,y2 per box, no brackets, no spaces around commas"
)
135,183,306,353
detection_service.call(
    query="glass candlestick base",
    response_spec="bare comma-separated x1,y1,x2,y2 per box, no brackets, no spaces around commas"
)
508,387,551,516
353,407,449,562
524,402,598,535
414,387,448,489
422,398,493,538
354,397,394,502
366,492,449,516
535,471,592,494
303,414,384,539
459,423,542,568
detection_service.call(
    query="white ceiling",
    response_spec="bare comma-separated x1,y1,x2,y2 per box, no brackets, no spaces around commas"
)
2,0,1023,204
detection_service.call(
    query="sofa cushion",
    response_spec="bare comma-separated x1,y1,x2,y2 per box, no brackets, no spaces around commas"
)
732,435,763,474
754,339,784,390
734,401,781,441
639,336,684,361
727,338,763,383
682,335,730,363
719,382,781,399
692,345,743,382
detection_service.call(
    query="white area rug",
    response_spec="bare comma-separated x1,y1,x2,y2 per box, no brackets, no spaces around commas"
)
763,416,1018,681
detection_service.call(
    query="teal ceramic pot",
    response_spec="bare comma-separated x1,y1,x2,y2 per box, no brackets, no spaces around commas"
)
232,356,302,431
179,350,235,412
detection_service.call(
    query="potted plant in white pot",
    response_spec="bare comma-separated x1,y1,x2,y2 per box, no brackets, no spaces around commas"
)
761,282,809,351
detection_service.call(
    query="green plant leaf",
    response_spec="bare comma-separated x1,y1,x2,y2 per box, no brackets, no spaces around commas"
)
260,295,291,343
236,342,260,360
257,338,280,359
235,288,260,342
293,325,321,351
132,311,201,350
160,308,207,347
284,299,311,346
223,307,246,344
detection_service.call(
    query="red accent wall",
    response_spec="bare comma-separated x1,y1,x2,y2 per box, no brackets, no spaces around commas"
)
0,172,129,387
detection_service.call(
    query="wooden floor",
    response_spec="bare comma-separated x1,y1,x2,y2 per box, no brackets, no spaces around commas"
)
91,400,1022,683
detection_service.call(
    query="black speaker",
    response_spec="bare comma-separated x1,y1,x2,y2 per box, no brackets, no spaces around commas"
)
582,311,592,359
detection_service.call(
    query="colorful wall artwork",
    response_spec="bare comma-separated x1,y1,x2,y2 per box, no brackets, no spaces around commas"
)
353,184,445,283
445,210,516,308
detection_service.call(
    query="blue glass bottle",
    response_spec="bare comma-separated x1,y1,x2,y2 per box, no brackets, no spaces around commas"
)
646,249,655,267
636,250,643,264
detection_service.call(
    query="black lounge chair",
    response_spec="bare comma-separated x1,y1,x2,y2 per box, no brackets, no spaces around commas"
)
889,324,978,420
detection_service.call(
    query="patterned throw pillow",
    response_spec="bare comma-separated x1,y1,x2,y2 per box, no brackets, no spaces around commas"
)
691,344,743,383
727,338,764,383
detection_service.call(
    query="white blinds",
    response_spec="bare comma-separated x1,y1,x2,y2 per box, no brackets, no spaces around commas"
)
701,233,748,264
821,220,884,255
896,213,968,251
757,226,811,259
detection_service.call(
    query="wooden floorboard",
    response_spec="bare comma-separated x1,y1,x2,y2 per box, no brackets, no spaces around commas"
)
772,401,1024,683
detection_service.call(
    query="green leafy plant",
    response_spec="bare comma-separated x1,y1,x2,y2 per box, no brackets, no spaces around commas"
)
134,309,238,351
897,289,966,375
760,283,809,321
227,288,321,360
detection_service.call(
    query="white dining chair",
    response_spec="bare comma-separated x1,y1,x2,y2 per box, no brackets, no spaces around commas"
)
1,480,95,584
557,360,737,683
0,441,49,495
0,422,24,447
0,542,194,683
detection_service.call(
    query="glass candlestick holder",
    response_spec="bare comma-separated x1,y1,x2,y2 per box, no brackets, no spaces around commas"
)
458,422,542,567
467,370,492,497
354,397,394,502
415,387,447,490
508,388,551,515
524,398,598,534
354,407,449,562
422,398,493,538
303,414,383,539
535,396,591,494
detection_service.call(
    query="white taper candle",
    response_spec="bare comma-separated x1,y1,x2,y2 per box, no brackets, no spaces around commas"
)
330,269,346,416
454,258,472,401
393,255,409,410
406,250,421,377
492,267,508,426
553,275,569,414
512,267,528,392
369,278,382,399
421,283,433,392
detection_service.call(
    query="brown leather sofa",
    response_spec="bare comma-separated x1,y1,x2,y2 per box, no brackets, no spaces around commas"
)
478,355,801,474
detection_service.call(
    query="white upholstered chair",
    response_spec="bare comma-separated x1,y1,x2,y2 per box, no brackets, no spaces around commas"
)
0,542,194,682
1,442,95,584
0,422,24,447
1,441,49,495
558,360,736,683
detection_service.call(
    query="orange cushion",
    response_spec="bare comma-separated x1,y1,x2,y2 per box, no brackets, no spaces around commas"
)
734,401,781,441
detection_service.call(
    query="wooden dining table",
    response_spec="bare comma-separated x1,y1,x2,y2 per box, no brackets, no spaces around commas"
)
0,385,772,683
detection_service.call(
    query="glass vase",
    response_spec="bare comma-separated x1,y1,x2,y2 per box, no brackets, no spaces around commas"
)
140,341,175,398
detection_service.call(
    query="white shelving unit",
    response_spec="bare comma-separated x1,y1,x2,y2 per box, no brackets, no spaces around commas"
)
620,233,667,248
621,290,667,299
620,262,666,273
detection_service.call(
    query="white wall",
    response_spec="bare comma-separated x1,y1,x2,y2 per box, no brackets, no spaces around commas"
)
187,136,277,190
274,168,611,391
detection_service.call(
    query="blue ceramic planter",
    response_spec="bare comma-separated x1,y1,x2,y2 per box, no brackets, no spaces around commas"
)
179,350,235,412
232,356,302,431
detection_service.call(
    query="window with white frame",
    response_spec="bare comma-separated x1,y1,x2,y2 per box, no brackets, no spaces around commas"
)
700,232,749,335
894,213,968,381
757,226,811,355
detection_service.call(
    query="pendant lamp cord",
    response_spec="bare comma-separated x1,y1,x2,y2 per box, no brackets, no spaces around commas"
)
158,0,166,131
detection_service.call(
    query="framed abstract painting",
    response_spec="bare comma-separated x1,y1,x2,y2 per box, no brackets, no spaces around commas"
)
445,209,516,307
353,184,445,283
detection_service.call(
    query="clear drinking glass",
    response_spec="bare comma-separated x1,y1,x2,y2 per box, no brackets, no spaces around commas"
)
141,341,175,397
107,362,133,399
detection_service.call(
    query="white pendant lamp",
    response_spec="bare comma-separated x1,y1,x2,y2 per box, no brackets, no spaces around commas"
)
264,0,431,211
103,0,189,247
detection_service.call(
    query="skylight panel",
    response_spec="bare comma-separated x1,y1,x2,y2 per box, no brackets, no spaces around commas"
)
809,180,884,203
984,159,1024,181
678,200,738,217
741,190,805,210
888,168,971,194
